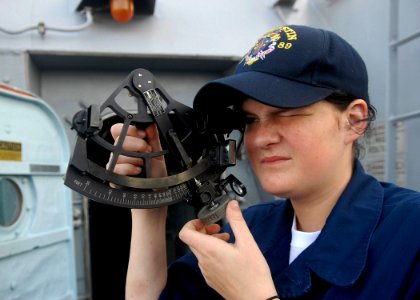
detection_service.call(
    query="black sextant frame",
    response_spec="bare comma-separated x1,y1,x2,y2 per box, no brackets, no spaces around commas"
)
64,68,246,224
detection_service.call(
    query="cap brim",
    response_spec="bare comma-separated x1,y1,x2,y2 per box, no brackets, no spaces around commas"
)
193,71,334,112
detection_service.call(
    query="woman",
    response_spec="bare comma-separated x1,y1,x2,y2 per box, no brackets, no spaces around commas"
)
112,25,420,299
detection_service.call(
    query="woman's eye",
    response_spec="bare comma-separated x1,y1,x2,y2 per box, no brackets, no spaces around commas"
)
277,111,308,118
278,113,298,117
244,116,257,124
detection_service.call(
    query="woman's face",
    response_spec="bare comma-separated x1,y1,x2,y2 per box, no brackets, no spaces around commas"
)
242,98,356,200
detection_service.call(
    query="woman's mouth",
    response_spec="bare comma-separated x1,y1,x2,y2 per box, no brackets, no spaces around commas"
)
261,156,290,164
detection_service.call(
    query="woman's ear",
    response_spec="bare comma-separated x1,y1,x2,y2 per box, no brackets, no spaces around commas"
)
344,99,369,143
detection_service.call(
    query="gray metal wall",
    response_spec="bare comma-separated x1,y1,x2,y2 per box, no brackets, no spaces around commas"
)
1,0,419,299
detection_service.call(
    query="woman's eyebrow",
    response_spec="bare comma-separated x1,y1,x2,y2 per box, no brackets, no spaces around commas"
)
241,106,292,115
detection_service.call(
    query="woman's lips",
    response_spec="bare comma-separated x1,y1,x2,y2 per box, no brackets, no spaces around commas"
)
260,156,290,164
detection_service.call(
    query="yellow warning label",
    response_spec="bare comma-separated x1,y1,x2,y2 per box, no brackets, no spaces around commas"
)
0,141,22,161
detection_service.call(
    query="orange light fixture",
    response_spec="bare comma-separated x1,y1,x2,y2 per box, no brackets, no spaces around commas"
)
110,0,134,23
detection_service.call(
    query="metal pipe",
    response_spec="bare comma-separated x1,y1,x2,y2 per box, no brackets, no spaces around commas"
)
0,7,93,36
390,109,420,123
390,29,420,48
385,0,399,182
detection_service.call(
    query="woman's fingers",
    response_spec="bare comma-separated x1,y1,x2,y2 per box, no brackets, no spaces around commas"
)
224,200,255,247
114,135,152,153
211,232,230,242
179,220,231,251
108,123,167,178
108,126,152,172
111,163,142,176
145,124,163,152
110,123,147,140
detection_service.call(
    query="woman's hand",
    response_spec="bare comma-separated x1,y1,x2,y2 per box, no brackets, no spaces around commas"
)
108,123,167,178
179,200,278,300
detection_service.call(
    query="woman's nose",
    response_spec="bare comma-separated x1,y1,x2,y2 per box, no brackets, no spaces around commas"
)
247,120,281,148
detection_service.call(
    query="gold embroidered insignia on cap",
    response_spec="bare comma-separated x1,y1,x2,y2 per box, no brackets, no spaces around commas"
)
241,26,298,66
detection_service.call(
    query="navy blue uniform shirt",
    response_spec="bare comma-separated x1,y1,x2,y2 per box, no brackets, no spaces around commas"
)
160,161,420,299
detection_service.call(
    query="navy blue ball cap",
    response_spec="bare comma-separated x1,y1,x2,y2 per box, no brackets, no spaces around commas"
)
193,25,369,112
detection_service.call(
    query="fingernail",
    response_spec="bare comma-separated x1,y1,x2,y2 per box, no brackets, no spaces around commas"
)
137,129,146,138
230,200,240,211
